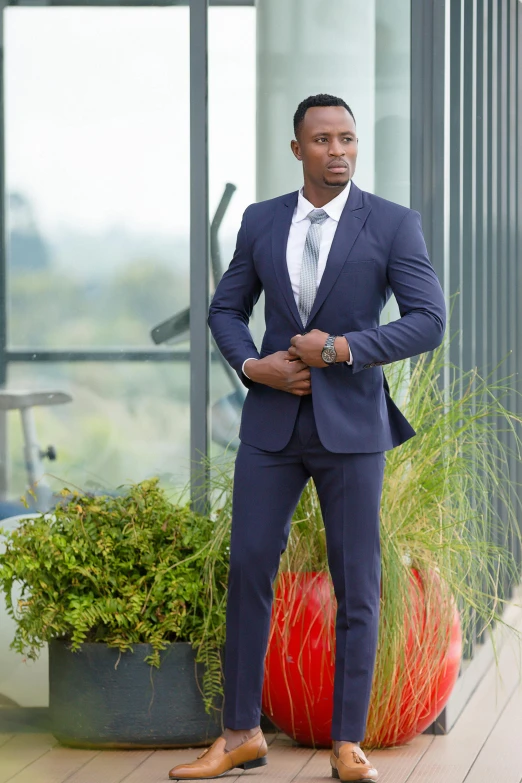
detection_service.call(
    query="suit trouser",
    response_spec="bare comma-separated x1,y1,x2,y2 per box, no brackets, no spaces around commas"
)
223,394,385,741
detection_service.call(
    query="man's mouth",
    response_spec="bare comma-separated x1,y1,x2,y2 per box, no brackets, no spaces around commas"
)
327,162,348,172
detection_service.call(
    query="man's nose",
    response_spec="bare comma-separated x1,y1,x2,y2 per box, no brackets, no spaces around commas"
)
329,141,345,156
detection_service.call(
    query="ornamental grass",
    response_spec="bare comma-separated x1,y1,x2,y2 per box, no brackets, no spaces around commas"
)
276,343,522,745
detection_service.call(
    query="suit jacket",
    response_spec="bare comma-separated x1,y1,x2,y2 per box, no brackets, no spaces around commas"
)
208,181,446,453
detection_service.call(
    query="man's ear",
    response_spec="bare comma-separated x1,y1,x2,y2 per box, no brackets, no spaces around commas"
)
290,139,302,161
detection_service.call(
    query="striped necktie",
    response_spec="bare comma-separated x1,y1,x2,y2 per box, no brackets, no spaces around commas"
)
298,208,329,328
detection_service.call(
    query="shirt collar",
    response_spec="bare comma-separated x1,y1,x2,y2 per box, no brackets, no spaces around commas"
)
293,180,351,224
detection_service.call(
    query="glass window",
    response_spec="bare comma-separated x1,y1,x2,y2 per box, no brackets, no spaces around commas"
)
256,0,410,206
4,6,191,495
2,5,191,710
8,360,190,497
209,5,256,456
208,0,411,452
6,6,190,351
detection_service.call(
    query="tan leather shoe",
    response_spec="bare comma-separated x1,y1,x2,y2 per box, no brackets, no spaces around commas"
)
168,730,268,780
330,742,378,782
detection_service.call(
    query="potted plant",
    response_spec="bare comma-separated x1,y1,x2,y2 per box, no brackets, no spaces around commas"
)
0,478,230,749
261,344,522,748
3,346,520,751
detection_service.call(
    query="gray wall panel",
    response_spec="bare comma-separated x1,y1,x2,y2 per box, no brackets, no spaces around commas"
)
507,0,517,577
475,0,486,379
448,0,463,377
412,0,522,656
462,0,476,377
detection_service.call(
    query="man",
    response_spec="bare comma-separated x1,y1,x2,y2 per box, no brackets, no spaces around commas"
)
169,94,446,782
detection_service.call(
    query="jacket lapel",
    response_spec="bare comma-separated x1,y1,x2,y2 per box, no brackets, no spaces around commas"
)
306,181,372,326
271,191,303,330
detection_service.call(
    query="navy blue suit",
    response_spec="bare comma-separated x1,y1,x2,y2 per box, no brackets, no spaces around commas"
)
208,181,446,741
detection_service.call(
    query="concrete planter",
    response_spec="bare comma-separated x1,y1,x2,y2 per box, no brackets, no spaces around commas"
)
49,639,222,749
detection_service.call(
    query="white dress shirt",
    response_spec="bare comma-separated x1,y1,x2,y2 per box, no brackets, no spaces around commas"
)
243,182,353,378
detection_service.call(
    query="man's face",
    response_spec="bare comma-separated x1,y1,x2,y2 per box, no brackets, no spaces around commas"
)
291,105,358,189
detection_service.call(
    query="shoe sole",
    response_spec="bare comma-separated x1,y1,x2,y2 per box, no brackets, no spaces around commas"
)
331,767,376,782
169,755,267,780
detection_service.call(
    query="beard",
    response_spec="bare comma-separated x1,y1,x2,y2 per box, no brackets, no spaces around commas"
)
322,173,350,187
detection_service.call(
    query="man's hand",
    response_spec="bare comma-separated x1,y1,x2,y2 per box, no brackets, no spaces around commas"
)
244,351,311,396
288,329,350,366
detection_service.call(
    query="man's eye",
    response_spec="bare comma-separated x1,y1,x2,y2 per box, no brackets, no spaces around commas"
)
316,137,327,142
344,137,353,142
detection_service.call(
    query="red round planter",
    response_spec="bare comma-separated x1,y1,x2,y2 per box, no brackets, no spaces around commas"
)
262,570,462,748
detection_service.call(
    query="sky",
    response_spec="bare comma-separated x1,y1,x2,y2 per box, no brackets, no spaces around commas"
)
5,6,256,239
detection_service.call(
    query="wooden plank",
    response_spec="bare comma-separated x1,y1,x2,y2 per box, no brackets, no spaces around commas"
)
238,739,314,781
286,749,327,781
463,683,522,783
120,738,313,783
118,732,286,783
360,734,434,783
0,732,277,783
0,734,57,783
0,735,14,750
292,734,434,782
64,750,153,783
120,749,213,783
6,746,97,783
405,609,522,783
444,596,522,731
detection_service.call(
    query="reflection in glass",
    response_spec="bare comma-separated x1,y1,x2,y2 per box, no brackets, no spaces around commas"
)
2,3,193,713
5,6,190,350
209,6,256,456
4,6,191,500
7,360,191,498
208,0,411,453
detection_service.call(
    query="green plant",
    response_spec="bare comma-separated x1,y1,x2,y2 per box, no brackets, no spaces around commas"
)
0,478,230,713
277,343,522,744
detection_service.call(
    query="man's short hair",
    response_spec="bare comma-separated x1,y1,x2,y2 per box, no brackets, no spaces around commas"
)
293,94,356,138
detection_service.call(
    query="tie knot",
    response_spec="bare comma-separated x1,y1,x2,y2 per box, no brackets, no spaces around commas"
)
308,208,329,225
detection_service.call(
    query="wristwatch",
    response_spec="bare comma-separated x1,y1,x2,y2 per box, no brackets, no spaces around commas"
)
321,334,337,365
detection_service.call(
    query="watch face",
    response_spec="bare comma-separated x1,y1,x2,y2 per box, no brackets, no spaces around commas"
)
321,347,337,364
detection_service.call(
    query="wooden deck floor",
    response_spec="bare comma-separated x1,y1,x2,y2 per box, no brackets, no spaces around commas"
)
1,604,522,783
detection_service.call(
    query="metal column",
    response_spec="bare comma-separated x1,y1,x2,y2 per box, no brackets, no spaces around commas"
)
189,0,209,511
0,2,8,500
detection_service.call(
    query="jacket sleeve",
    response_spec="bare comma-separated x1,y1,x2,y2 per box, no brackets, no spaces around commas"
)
343,209,446,373
208,206,263,388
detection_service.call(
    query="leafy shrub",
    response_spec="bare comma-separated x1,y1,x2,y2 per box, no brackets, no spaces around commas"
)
0,478,229,712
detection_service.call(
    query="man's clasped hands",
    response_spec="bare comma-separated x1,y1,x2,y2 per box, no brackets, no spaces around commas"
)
243,329,350,397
